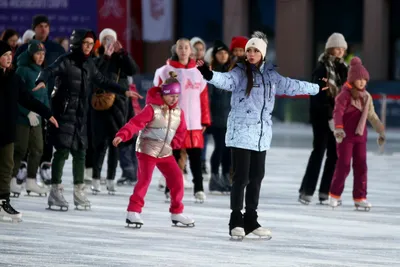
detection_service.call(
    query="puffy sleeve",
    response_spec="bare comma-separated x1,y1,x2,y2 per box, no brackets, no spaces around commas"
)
367,93,384,134
275,71,319,96
208,67,243,92
200,84,211,126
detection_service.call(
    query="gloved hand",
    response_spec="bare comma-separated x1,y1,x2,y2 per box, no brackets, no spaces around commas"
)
377,133,385,146
27,112,40,127
334,128,346,143
196,60,213,81
328,119,334,132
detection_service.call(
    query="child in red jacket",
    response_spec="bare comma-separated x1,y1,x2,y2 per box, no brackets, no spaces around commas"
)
329,57,385,211
113,72,195,228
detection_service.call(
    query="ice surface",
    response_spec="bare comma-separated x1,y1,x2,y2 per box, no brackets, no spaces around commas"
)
1,134,400,267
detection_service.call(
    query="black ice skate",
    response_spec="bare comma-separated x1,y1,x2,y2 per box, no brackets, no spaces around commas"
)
126,212,143,228
0,199,22,223
171,213,195,227
298,194,312,205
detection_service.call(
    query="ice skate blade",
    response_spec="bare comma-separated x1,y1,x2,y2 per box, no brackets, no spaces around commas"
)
10,192,20,198
107,191,116,195
230,236,244,241
26,191,47,197
171,220,195,228
46,205,69,212
355,205,371,212
74,204,91,211
298,198,310,205
126,219,143,229
194,199,204,204
248,234,272,240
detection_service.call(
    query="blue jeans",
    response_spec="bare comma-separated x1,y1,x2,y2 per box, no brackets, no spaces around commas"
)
119,138,138,179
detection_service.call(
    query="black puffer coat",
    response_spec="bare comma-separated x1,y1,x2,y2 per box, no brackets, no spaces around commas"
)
36,29,128,150
91,48,138,145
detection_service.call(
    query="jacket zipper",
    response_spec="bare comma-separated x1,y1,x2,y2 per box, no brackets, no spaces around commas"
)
156,108,172,158
258,71,267,151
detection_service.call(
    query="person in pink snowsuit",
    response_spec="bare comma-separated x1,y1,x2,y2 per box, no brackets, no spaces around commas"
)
329,57,385,210
113,72,195,228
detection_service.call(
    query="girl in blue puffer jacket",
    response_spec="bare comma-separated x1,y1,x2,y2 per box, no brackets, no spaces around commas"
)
197,31,324,239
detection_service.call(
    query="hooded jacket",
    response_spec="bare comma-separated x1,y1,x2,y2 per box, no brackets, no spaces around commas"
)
36,29,127,150
116,86,187,158
153,58,211,149
15,50,49,126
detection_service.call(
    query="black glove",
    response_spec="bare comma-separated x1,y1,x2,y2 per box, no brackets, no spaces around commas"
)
197,63,213,81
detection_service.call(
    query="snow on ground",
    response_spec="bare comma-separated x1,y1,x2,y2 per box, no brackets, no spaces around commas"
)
1,134,400,267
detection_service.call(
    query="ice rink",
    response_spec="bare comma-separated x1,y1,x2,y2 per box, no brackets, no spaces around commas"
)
1,125,400,267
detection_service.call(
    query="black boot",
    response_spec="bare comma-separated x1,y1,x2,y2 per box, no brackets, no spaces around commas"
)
229,210,244,235
243,209,261,235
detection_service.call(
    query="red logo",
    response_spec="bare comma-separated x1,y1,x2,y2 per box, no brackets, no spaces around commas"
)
150,0,164,20
184,79,201,90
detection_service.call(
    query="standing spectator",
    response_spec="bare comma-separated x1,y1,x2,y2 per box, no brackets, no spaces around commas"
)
14,15,66,184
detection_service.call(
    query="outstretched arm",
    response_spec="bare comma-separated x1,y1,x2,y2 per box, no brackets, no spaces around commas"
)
275,72,320,96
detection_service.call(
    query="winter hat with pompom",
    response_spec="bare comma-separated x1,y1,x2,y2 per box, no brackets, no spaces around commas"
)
325,33,347,50
347,57,370,83
245,31,268,60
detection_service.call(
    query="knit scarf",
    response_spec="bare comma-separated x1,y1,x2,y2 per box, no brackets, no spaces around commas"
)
348,83,371,135
318,53,344,97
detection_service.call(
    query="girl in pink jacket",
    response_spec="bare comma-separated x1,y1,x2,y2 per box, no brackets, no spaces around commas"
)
113,72,195,228
329,57,385,211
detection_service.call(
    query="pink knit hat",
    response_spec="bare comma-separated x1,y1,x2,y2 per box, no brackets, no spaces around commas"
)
347,57,370,83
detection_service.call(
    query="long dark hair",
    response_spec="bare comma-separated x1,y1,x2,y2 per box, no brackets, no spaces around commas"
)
234,57,261,97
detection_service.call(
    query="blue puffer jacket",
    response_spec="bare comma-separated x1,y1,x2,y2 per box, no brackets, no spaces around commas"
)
208,62,319,151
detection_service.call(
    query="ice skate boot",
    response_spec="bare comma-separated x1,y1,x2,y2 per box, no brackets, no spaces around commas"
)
229,211,245,240
194,191,206,203
0,199,22,223
318,193,329,205
354,199,371,211
47,184,69,211
244,210,272,239
10,178,22,198
100,177,106,185
73,184,91,210
298,194,312,205
106,180,116,195
90,179,101,195
84,168,92,184
209,174,230,195
171,213,195,227
25,178,49,196
222,173,232,193
117,176,137,186
39,162,52,185
126,212,143,228
16,161,27,185
183,174,193,190
329,196,341,209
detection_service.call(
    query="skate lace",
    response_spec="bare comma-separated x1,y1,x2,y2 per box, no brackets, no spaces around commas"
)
1,201,19,215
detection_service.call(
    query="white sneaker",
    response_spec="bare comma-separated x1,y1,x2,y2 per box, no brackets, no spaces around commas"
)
194,191,206,203
91,179,101,195
25,178,49,196
171,213,195,226
126,212,143,227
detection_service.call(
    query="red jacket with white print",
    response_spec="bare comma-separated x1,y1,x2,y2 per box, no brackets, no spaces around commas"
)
153,58,211,149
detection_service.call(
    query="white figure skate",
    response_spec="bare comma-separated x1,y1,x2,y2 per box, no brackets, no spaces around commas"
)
126,212,143,228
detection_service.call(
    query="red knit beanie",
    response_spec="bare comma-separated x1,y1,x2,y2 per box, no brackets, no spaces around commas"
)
230,36,248,51
347,57,370,83
84,32,95,40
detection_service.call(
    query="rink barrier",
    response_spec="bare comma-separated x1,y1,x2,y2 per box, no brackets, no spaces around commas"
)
280,93,395,155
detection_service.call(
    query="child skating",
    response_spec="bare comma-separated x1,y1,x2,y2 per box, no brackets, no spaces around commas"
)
113,72,194,228
330,57,385,211
197,32,321,239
